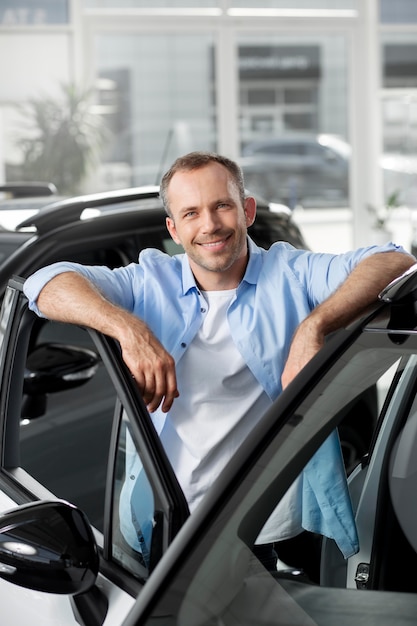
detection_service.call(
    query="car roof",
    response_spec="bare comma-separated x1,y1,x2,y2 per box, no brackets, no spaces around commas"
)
1,184,285,235
0,182,58,198
0,182,67,230
16,185,162,234
0,184,308,296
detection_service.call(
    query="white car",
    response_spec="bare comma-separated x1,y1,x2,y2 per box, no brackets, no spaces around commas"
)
240,133,417,209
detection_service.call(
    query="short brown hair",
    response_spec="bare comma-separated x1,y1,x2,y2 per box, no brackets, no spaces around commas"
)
160,151,245,216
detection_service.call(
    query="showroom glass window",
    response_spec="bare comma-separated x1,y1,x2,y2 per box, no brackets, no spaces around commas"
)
236,33,349,210
0,0,68,24
94,32,217,187
85,1,218,6
380,0,417,210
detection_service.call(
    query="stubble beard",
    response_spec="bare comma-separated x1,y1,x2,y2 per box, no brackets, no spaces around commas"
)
186,228,247,274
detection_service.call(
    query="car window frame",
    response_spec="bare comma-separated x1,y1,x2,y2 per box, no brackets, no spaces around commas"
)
88,329,190,569
123,315,417,624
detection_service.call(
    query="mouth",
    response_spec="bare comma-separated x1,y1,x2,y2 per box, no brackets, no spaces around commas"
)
197,234,231,250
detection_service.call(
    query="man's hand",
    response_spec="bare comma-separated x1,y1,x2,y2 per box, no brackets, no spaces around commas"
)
35,271,179,413
119,318,179,413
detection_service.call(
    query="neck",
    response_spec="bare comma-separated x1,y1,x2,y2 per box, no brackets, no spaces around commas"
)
197,275,240,291
191,261,246,291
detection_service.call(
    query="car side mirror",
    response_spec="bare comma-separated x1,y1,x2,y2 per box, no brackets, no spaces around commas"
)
0,500,98,595
24,343,100,394
22,343,100,418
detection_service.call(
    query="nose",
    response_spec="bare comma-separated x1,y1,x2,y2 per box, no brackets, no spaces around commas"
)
201,208,221,233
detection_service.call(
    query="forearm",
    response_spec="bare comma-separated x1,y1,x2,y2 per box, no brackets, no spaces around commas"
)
35,271,179,412
306,251,415,337
282,250,415,388
36,271,137,342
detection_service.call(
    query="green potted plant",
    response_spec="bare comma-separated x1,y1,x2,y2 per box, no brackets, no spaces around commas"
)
11,83,108,195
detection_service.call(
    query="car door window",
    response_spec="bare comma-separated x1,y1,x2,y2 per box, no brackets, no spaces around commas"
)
19,318,117,532
0,284,188,585
17,316,173,576
111,407,157,579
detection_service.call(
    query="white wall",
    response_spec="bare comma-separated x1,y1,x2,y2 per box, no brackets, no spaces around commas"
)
2,33,71,100
1,32,72,165
293,206,414,254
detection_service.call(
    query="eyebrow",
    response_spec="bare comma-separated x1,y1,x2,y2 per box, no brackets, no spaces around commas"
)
179,197,236,214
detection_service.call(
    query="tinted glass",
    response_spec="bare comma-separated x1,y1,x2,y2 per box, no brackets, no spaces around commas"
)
112,410,156,579
140,329,417,624
19,320,116,531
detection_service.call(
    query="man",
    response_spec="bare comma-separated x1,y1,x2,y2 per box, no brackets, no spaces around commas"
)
24,151,414,570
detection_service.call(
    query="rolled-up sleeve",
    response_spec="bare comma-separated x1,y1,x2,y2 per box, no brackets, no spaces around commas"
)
23,261,142,316
290,241,409,308
24,262,84,317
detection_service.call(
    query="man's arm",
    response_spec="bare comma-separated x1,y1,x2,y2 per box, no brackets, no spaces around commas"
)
281,251,416,389
35,271,179,413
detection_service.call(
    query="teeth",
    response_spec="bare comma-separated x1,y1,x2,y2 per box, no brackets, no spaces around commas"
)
202,240,223,247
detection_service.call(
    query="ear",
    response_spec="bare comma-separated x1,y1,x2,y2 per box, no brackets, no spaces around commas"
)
166,216,181,245
244,196,257,227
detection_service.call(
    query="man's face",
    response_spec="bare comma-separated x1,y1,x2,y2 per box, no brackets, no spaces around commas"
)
165,162,256,289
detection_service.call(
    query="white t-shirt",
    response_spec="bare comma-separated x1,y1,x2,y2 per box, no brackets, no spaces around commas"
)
160,289,302,543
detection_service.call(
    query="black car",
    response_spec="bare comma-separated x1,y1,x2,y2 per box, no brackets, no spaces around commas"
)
0,184,313,529
0,183,374,472
0,184,307,287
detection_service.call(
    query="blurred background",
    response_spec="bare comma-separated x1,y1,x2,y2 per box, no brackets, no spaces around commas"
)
1,0,417,253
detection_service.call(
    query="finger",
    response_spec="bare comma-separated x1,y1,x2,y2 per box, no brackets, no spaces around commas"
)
141,370,161,412
144,358,178,413
146,365,175,413
161,370,179,413
132,369,146,395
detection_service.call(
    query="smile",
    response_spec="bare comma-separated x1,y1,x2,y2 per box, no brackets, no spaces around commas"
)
198,235,231,249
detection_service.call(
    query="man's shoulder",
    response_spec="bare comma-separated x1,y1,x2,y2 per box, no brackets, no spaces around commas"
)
137,247,185,281
139,247,184,265
248,236,299,257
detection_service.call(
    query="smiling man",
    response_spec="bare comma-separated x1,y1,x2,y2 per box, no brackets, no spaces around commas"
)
163,159,256,289
24,151,415,570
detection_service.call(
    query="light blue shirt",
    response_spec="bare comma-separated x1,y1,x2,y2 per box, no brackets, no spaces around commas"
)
24,237,405,558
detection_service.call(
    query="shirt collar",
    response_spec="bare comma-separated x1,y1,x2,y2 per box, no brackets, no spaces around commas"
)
180,236,263,295
181,254,199,295
242,236,263,286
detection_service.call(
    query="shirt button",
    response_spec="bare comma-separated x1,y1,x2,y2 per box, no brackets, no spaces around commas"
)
201,307,206,313
181,342,186,348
